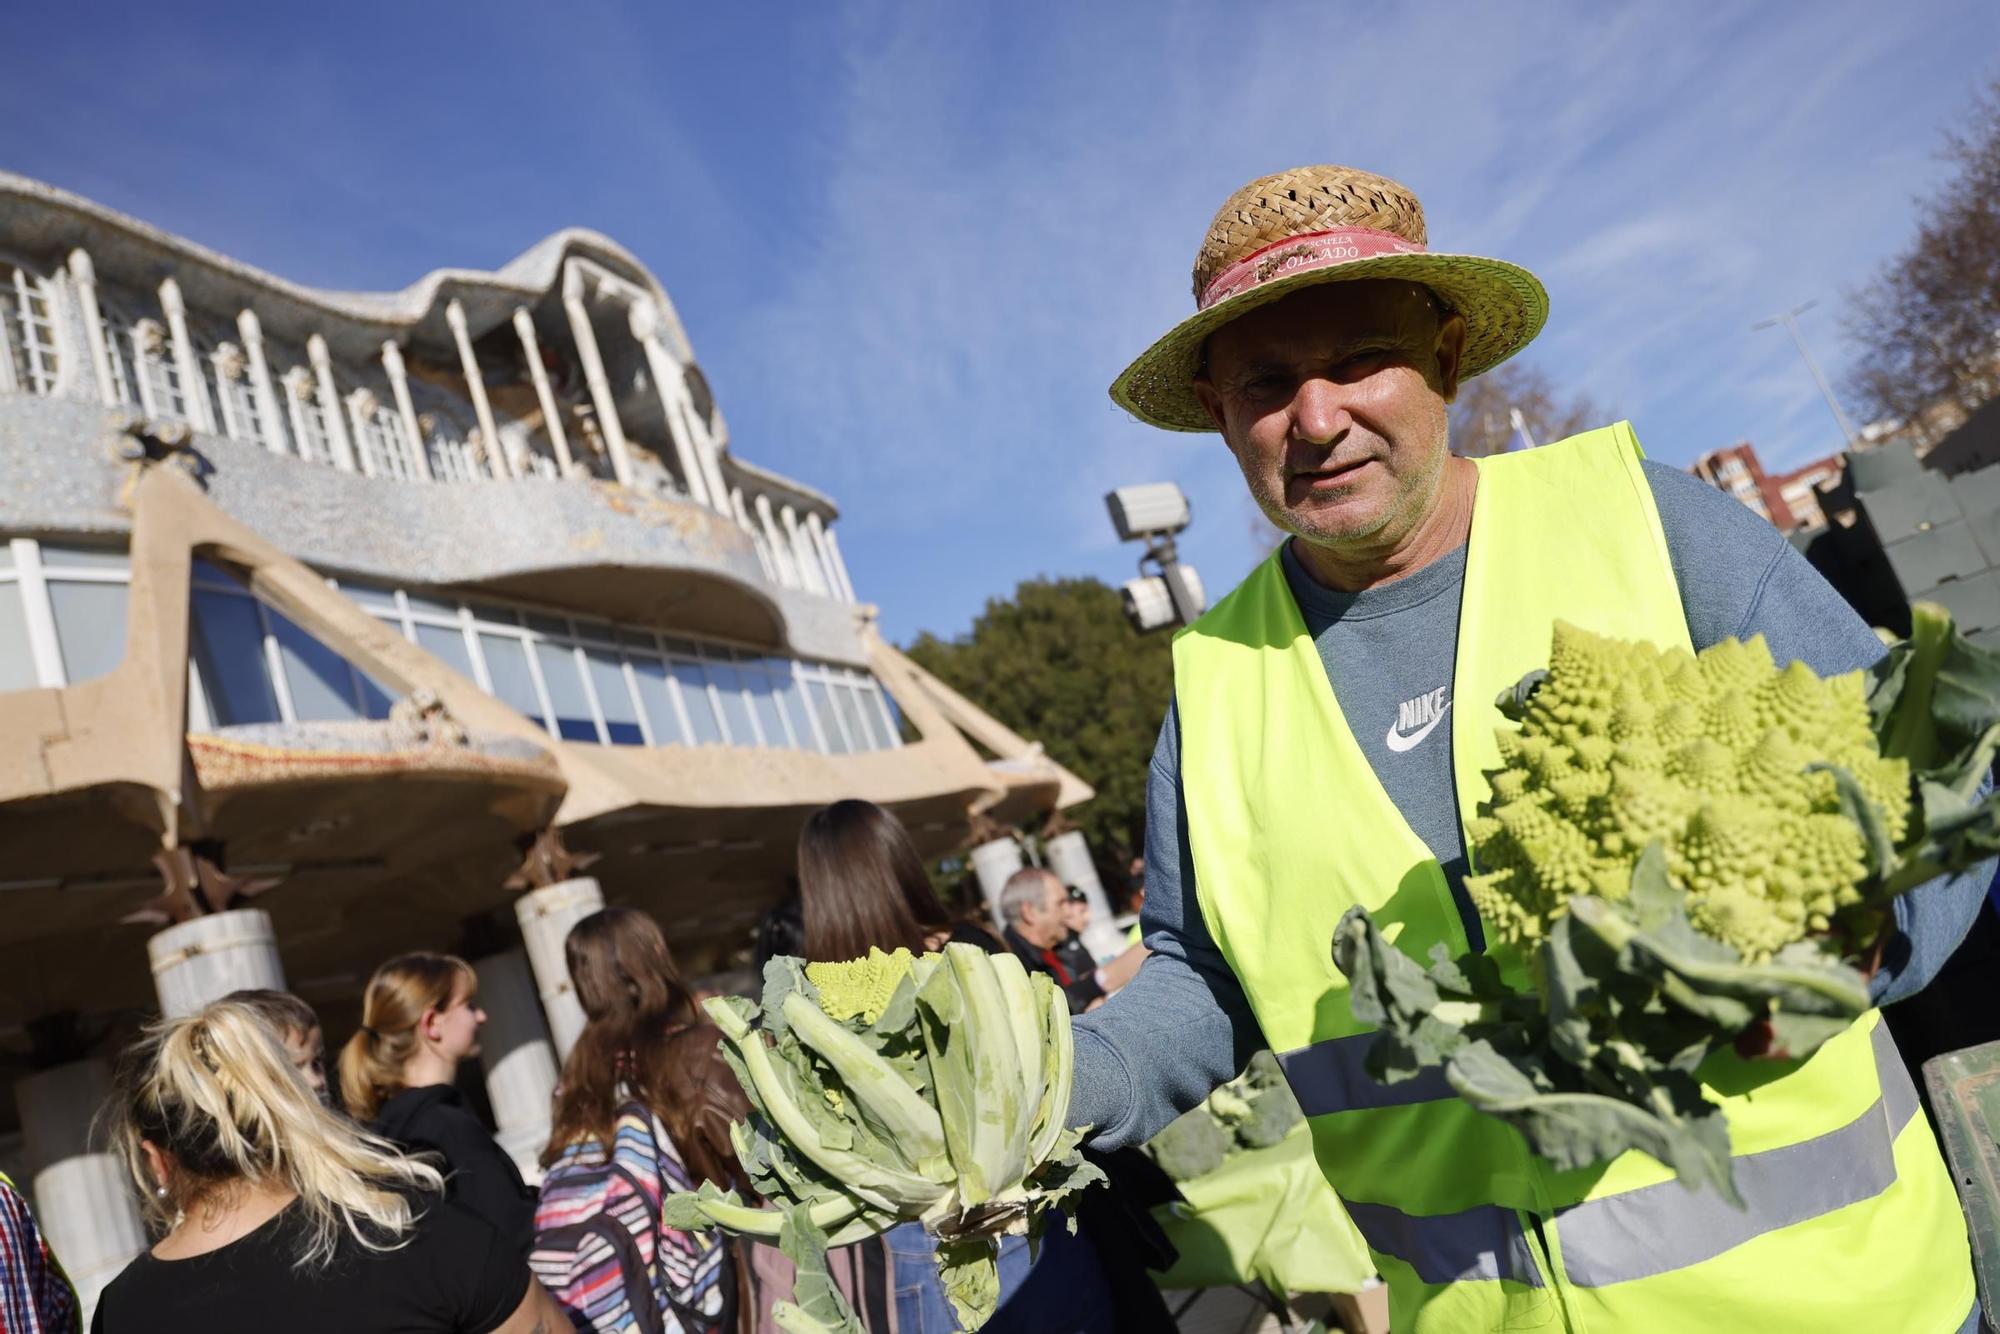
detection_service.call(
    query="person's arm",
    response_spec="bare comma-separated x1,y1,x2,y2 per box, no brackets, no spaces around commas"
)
1068,704,1266,1149
1645,461,1994,1004
487,1281,568,1334
432,1104,538,1259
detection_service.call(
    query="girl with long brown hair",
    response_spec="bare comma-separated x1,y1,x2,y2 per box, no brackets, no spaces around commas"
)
539,907,748,1331
338,952,537,1260
797,798,1002,962
92,997,564,1334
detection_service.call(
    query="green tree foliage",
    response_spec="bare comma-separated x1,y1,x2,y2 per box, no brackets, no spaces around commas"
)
906,577,1175,875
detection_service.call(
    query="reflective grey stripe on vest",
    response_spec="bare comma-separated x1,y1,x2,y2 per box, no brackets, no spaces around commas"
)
1344,1198,1543,1287
1556,1019,1919,1287
1278,1032,1454,1113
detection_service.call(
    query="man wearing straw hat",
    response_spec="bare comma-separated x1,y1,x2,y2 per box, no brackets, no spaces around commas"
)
1067,165,1987,1332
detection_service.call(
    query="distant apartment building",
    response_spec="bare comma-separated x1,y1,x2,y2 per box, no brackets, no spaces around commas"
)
1690,441,1843,532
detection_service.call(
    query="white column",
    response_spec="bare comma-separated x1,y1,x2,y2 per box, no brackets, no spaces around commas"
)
730,487,776,580
306,334,358,472
147,909,286,1017
684,395,731,521
238,310,287,457
343,389,382,477
17,1060,146,1321
67,250,116,406
445,298,513,480
804,513,846,603
1044,830,1125,963
969,838,1026,934
157,278,216,434
754,493,800,587
781,504,830,595
560,262,634,488
824,528,858,603
512,307,574,477
473,949,559,1184
379,342,434,481
628,301,711,506
514,877,605,1061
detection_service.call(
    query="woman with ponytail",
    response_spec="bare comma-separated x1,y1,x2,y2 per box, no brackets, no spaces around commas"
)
538,907,753,1332
339,953,536,1260
92,998,564,1333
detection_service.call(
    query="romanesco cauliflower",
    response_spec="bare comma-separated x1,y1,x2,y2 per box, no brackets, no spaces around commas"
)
1465,622,1909,960
806,947,917,1024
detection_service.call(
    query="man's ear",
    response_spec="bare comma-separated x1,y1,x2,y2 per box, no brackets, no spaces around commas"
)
1435,312,1468,404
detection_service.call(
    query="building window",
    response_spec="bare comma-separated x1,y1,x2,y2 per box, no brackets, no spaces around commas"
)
344,581,900,754
211,343,274,449
280,367,333,464
349,392,422,480
190,560,394,726
0,263,62,396
0,540,128,689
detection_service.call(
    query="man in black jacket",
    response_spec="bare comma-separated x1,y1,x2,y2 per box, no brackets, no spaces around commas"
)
999,867,1105,1014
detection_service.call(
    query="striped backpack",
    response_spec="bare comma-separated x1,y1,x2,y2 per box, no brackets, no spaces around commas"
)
530,1102,735,1333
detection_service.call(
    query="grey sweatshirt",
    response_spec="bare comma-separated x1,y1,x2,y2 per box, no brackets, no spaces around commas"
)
1069,459,1993,1149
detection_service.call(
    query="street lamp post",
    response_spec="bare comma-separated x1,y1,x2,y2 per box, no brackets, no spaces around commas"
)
1752,300,1859,448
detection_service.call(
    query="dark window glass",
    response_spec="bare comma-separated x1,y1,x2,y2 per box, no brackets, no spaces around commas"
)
669,659,722,744
478,634,545,727
629,658,686,746
191,589,280,725
705,657,758,745
268,609,360,721
534,641,598,742
584,648,643,745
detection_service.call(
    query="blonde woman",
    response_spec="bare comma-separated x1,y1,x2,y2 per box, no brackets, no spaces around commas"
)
339,953,536,1259
92,998,564,1333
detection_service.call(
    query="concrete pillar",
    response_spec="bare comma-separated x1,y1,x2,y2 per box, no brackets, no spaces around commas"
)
824,528,858,603
237,310,287,457
754,493,800,587
513,877,605,1061
17,1060,146,1319
147,909,286,1017
473,949,558,1185
804,513,845,603
969,837,1025,933
683,389,732,521
729,487,776,580
67,249,117,406
560,262,634,488
306,334,359,473
380,341,435,481
1044,830,1125,963
445,298,513,480
512,307,574,477
781,505,829,595
156,278,217,434
628,302,711,507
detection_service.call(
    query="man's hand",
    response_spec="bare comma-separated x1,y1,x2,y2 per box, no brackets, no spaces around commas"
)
1095,942,1150,995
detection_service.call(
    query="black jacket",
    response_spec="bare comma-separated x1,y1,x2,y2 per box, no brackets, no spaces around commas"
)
1002,925,1104,1015
370,1084,537,1261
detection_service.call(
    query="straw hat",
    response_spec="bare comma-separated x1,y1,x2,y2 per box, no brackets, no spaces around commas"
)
1110,165,1549,432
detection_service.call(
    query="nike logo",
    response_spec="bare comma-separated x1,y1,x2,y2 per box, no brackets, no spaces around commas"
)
1386,687,1450,753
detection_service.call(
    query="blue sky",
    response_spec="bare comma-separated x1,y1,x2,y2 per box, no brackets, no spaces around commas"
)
4,2,1996,643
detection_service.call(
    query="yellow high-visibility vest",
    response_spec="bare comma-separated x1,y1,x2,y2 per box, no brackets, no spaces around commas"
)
1173,423,1973,1331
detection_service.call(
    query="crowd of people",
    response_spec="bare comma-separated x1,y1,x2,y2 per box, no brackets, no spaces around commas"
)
0,799,1154,1334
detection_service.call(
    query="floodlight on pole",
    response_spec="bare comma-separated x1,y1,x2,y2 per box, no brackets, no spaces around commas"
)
1752,300,1859,448
1104,482,1206,632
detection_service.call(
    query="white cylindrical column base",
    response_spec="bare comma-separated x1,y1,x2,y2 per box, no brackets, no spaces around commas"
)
473,949,559,1184
147,909,285,1017
968,837,1025,933
1044,830,1125,963
17,1060,147,1321
514,877,605,1062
